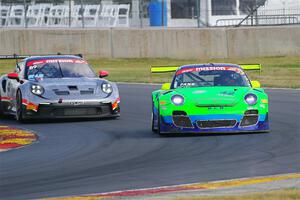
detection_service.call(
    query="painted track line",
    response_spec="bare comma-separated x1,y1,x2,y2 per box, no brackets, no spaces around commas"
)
47,173,300,200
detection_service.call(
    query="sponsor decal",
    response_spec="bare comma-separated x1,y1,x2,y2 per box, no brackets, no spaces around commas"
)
28,74,44,81
193,90,206,94
159,101,167,105
69,101,85,106
112,97,120,110
22,99,38,112
179,82,195,87
208,107,224,110
261,99,268,104
260,104,266,109
176,66,245,75
0,96,13,101
219,91,235,96
26,59,87,67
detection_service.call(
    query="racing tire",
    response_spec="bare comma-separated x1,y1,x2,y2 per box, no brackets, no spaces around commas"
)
157,106,163,135
156,105,171,136
16,90,26,123
151,112,156,133
0,93,4,116
151,101,158,133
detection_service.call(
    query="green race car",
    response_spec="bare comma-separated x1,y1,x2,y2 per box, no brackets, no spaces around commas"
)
151,63,269,135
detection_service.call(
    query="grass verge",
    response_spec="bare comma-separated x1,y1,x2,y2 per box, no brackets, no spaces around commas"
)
171,188,300,200
0,56,299,88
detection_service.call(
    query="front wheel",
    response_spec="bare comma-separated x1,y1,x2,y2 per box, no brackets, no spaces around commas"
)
151,112,157,133
151,102,158,133
16,90,25,122
157,106,162,135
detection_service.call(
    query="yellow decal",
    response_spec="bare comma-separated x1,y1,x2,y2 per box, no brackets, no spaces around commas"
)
240,64,262,71
150,66,179,73
261,99,268,104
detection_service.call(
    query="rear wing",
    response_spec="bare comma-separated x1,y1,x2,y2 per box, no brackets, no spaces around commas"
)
150,65,179,73
150,64,262,73
239,64,262,71
0,53,83,60
0,54,29,60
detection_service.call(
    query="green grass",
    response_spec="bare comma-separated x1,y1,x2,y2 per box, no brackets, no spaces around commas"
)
1,56,300,88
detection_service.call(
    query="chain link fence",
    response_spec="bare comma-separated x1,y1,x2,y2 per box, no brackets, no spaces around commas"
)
0,0,300,28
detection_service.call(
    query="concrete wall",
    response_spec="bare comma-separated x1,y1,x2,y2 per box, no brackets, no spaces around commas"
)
0,26,300,59
226,26,300,58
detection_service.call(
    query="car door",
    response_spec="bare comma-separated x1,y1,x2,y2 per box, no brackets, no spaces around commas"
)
7,61,25,110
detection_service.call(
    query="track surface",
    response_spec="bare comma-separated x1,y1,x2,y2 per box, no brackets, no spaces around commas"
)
0,84,299,200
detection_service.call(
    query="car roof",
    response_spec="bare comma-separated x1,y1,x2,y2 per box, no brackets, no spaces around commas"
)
178,63,242,70
23,55,84,62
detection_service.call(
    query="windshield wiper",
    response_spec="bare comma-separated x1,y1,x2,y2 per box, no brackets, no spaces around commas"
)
57,61,64,78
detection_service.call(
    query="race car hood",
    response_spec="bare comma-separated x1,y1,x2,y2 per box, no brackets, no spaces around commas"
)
36,77,98,87
173,87,253,106
33,77,109,98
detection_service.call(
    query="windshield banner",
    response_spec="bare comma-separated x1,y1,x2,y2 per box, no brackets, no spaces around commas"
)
176,66,244,75
26,59,87,67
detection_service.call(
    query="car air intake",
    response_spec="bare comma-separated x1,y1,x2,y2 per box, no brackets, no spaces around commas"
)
240,109,259,127
197,120,237,128
172,111,193,128
80,89,94,95
240,116,259,126
244,109,258,115
240,115,258,126
54,90,70,95
63,108,99,116
68,86,78,90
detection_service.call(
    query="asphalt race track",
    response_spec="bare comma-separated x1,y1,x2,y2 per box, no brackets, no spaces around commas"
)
0,84,299,200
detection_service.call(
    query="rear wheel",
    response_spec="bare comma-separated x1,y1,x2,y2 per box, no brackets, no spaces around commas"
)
0,93,4,116
16,90,25,122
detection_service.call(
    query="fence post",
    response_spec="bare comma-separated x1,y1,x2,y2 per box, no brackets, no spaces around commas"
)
196,0,200,28
138,0,144,28
80,0,85,28
68,0,71,27
24,0,27,28
162,0,164,26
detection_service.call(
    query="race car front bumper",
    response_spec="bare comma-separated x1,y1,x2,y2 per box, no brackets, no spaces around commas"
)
23,99,120,119
156,111,269,134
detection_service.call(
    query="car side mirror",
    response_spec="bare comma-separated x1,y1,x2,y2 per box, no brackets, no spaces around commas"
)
7,72,19,81
99,70,109,78
251,80,261,88
161,83,171,90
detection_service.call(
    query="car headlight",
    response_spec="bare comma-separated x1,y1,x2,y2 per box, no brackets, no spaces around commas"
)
244,93,257,105
171,95,184,106
101,83,113,94
31,84,44,96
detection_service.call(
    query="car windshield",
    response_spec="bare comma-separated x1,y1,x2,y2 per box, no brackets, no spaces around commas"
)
26,59,96,80
172,66,251,88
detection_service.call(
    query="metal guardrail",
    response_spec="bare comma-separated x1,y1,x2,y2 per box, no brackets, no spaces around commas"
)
216,14,300,26
1,0,300,28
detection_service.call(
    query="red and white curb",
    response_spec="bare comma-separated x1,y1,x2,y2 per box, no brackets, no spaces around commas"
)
0,125,37,152
48,173,300,200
